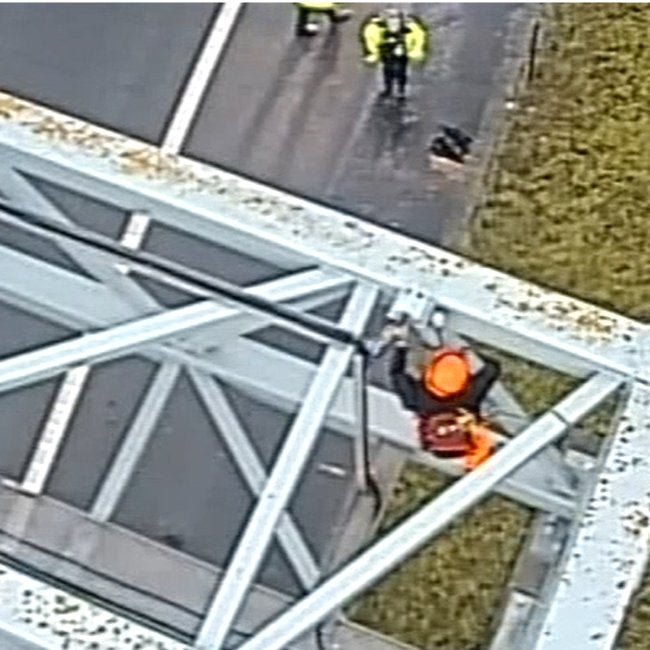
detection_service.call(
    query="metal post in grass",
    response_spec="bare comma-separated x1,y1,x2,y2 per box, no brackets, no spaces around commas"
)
528,21,541,85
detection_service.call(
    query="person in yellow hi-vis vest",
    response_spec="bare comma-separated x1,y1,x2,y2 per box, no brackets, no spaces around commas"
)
361,8,428,100
294,3,352,37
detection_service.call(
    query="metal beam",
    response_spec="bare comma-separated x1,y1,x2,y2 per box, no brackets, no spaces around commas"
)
0,94,646,650
412,449,575,519
352,354,369,490
0,301,254,393
0,206,365,352
88,210,186,518
0,244,135,328
486,379,578,505
531,383,650,650
195,284,378,650
0,173,160,496
90,362,181,521
6,157,639,378
163,340,577,518
0,93,641,379
21,209,156,497
235,374,622,650
189,369,320,589
0,248,579,516
174,268,352,353
182,339,578,517
0,245,350,347
0,167,159,312
458,331,578,500
0,139,306,272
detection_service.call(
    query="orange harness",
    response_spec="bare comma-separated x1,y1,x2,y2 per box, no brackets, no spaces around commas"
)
418,410,494,470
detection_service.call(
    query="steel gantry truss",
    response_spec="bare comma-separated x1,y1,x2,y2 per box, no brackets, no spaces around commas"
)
0,91,648,650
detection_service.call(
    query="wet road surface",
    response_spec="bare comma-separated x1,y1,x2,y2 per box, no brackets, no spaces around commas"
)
0,3,528,245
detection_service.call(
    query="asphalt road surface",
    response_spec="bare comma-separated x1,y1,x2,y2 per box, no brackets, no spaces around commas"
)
0,3,218,143
186,3,525,243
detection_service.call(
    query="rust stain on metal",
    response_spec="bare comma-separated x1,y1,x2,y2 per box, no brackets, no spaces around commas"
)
490,283,637,344
0,95,31,120
622,507,650,539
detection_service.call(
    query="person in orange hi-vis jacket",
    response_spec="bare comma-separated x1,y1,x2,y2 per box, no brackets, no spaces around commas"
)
389,338,500,470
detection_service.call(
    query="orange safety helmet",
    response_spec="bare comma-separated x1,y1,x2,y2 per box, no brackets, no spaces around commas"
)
423,348,471,398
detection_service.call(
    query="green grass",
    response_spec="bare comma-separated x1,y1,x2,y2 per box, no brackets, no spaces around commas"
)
350,465,531,650
353,4,650,649
469,4,650,320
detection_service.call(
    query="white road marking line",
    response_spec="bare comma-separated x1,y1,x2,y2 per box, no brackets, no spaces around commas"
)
20,365,91,496
116,210,151,274
161,2,243,155
5,4,243,497
120,210,150,250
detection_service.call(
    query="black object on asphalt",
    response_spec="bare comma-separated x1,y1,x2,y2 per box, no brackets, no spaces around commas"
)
429,124,473,164
442,125,473,155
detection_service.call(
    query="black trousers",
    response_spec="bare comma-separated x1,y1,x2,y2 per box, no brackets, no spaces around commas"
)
296,6,337,33
382,57,408,95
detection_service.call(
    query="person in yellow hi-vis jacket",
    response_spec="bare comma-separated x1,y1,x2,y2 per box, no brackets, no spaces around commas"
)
361,8,428,100
294,3,352,37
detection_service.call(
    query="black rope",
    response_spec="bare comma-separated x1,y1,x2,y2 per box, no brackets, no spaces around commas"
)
0,199,386,514
0,196,387,508
0,198,367,352
315,621,329,650
357,349,384,520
